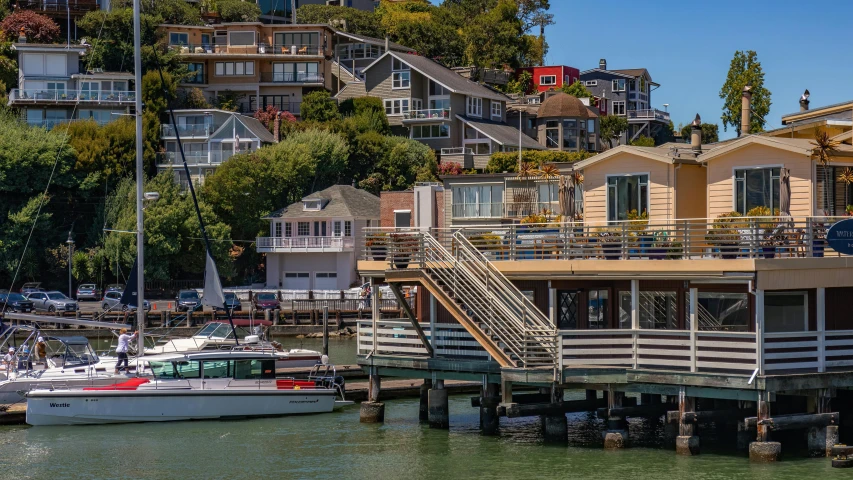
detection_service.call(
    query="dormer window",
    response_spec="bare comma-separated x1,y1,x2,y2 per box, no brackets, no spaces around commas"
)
303,200,322,211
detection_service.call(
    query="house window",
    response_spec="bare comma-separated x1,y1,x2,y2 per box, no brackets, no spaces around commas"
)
333,221,342,237
540,75,556,86
411,124,449,139
451,184,504,218
272,62,320,82
687,292,749,332
734,167,780,215
588,289,609,329
557,290,579,329
384,98,410,115
490,101,501,119
297,222,309,236
562,119,577,150
186,63,205,83
274,223,282,237
429,80,449,96
284,223,292,237
764,292,808,333
392,58,410,89
275,32,319,49
584,80,597,86
344,221,352,236
394,210,411,227
587,119,595,133
229,31,255,46
607,174,649,222
169,32,188,45
612,79,626,91
612,101,626,115
545,120,559,148
466,97,483,117
538,183,558,209
214,61,254,76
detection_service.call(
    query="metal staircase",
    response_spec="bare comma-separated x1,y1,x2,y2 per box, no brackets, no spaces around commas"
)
388,231,558,370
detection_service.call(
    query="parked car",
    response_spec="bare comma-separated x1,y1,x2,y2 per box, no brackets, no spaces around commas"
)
215,292,242,313
175,289,201,312
25,291,78,313
0,292,34,313
105,284,125,293
101,291,151,312
76,283,101,301
252,292,280,312
20,282,44,295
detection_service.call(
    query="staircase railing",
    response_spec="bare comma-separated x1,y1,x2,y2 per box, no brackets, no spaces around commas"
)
390,230,557,368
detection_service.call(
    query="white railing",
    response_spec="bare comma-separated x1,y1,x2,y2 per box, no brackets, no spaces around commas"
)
256,236,355,250
440,147,473,155
561,329,757,375
161,123,213,137
402,108,451,121
627,108,670,122
10,89,135,103
356,319,491,360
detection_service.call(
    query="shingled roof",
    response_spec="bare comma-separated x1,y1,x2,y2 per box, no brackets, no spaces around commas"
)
538,93,598,119
263,185,380,220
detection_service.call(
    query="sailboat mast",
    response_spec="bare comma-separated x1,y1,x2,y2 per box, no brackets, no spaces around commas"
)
133,0,145,359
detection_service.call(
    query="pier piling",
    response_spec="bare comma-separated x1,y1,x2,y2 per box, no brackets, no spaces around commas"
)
419,379,432,424
749,395,780,462
676,393,700,456
479,382,500,436
428,379,449,429
359,372,384,423
603,388,628,449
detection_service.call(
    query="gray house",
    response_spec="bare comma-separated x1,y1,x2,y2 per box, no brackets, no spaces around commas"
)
257,185,379,290
336,50,542,169
579,59,670,144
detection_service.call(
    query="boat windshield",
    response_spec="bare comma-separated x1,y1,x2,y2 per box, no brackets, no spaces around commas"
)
64,343,98,366
202,359,276,379
150,360,201,379
194,323,250,339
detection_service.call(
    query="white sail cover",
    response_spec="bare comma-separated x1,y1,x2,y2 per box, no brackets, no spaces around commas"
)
202,251,225,309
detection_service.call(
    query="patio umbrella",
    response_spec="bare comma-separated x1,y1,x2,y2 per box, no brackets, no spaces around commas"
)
779,168,791,216
558,176,573,220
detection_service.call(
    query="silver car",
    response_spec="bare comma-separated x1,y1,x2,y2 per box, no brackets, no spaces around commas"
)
26,291,79,313
101,291,151,312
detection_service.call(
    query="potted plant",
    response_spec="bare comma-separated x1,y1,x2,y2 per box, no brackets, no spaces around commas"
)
706,212,745,259
468,233,504,259
596,227,622,260
846,205,853,217
625,209,651,256
746,206,778,258
365,232,387,261
389,232,418,269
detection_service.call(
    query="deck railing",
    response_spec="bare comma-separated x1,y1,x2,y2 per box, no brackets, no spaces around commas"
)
169,43,322,56
360,216,847,262
357,319,492,360
256,236,355,251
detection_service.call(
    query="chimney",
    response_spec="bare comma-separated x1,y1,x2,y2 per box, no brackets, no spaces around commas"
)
599,58,606,70
799,89,810,112
273,112,281,143
18,27,26,43
385,36,389,51
691,114,702,152
740,83,752,137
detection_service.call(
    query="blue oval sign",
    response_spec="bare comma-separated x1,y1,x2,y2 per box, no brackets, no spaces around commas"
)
827,219,853,255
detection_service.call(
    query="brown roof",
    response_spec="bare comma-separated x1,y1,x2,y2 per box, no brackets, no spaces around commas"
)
612,68,651,81
537,93,598,120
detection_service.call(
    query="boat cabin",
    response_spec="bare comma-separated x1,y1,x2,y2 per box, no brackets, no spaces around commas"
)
147,352,278,382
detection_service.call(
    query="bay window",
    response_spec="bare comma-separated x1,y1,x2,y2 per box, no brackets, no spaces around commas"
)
734,167,780,214
607,174,649,222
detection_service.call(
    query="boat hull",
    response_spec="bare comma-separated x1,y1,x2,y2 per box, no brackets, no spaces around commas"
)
0,376,129,405
26,389,338,426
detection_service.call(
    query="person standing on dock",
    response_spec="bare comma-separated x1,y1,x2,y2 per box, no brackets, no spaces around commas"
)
115,329,138,375
359,284,371,312
4,347,16,375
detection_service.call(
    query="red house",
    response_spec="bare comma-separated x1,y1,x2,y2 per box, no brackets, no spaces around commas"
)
517,65,581,93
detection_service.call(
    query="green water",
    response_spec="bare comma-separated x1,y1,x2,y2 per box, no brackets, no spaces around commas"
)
0,338,846,479
0,396,846,480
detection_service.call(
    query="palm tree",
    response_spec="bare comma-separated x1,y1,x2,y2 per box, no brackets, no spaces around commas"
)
810,129,841,215
841,167,853,212
536,163,560,218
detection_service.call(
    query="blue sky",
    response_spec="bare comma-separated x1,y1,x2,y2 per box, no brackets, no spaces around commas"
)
433,0,853,139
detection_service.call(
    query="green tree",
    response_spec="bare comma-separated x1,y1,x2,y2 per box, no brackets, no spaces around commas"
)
461,0,525,69
104,173,233,281
560,80,592,98
630,135,655,147
504,70,533,94
216,0,261,22
62,117,138,179
599,115,628,148
296,4,383,38
719,50,771,136
358,136,436,194
301,91,341,123
679,122,719,144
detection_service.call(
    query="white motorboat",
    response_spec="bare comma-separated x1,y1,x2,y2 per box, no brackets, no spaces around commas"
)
0,334,140,405
145,320,323,368
26,351,352,425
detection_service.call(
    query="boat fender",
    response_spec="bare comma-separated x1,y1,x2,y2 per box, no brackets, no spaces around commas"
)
294,385,301,390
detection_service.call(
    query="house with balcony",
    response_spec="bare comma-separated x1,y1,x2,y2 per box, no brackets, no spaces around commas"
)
157,108,276,187
9,43,135,128
258,185,379,290
336,50,543,169
579,58,669,144
159,22,411,115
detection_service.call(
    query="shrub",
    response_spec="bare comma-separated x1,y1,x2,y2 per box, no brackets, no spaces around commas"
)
486,150,595,173
339,96,384,116
437,161,462,176
301,90,341,123
0,11,60,43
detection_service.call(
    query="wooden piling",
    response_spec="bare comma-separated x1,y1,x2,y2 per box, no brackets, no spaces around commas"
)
749,394,781,462
603,388,628,449
676,393,699,456
480,382,500,436
428,379,449,429
419,379,432,424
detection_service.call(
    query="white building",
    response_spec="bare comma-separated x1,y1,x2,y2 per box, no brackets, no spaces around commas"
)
9,43,135,128
257,185,379,290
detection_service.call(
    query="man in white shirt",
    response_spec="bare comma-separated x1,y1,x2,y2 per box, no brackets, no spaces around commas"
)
4,347,16,375
114,328,138,374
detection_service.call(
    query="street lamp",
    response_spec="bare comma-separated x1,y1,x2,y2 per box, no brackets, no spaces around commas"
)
66,231,75,298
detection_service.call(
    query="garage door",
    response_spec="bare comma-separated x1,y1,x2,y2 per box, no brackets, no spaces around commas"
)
314,272,338,291
283,272,310,290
